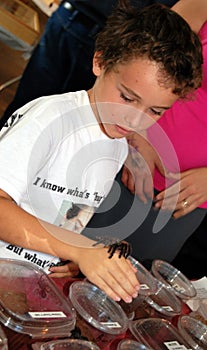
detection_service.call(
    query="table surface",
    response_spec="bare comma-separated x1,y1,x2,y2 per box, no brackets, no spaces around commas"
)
1,277,190,350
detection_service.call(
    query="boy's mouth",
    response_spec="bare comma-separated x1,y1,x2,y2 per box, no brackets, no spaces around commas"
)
115,124,133,136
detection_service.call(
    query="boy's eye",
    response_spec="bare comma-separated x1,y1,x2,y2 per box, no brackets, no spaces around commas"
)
150,108,163,116
120,93,134,103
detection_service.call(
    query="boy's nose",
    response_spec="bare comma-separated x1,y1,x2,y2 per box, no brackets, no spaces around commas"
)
124,110,145,129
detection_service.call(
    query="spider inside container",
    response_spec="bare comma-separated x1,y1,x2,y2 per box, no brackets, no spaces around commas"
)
92,237,132,259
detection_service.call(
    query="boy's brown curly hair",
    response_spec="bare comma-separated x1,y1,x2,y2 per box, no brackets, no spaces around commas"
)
95,1,203,98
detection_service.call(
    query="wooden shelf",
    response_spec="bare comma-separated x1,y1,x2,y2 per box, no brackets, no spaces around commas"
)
0,0,40,45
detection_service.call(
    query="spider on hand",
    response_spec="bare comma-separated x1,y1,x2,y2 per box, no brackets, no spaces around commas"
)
93,237,132,259
107,240,132,259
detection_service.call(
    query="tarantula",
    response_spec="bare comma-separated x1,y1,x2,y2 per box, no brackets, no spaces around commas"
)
93,237,132,259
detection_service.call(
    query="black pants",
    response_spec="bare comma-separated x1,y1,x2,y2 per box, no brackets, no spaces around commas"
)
172,214,207,279
85,169,206,269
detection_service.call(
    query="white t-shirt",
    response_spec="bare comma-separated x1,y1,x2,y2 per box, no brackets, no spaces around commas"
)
0,90,128,271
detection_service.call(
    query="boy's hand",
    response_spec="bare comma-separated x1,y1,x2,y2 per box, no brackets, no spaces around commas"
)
76,246,140,303
123,133,162,201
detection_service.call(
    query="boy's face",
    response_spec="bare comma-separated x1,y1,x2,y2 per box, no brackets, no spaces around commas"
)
89,55,178,139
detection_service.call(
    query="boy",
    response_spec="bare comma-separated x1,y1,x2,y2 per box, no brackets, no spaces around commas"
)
0,1,202,302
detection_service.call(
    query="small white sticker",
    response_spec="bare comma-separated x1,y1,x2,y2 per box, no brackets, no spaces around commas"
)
28,311,67,318
162,306,174,312
140,284,150,290
100,322,121,328
164,341,192,350
172,283,185,293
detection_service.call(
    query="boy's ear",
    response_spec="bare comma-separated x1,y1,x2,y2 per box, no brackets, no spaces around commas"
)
92,51,103,76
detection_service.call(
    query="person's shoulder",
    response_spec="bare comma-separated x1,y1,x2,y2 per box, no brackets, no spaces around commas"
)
21,91,89,113
47,90,91,114
43,90,89,106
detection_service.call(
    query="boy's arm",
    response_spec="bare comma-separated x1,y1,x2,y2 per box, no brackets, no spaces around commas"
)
0,189,139,302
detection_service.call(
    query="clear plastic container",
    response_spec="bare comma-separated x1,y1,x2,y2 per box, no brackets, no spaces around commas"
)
118,339,151,350
69,281,129,348
0,258,76,338
118,256,158,319
128,256,158,296
151,259,196,300
129,317,190,350
177,315,207,349
0,325,8,350
133,279,182,320
40,339,100,350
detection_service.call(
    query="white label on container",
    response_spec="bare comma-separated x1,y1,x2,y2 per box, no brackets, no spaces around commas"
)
162,306,174,312
100,322,121,328
172,283,185,293
28,311,67,318
164,341,192,350
139,284,150,290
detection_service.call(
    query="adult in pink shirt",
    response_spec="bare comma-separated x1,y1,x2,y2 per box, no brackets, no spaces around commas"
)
148,20,207,214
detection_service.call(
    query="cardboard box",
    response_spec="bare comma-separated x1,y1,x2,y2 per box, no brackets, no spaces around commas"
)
0,0,40,45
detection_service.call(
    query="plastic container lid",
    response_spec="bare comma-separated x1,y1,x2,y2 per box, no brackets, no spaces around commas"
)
177,315,207,350
118,339,151,350
0,325,8,350
129,317,190,350
40,339,100,350
0,258,76,338
128,256,158,296
151,259,196,300
69,281,129,335
145,279,182,317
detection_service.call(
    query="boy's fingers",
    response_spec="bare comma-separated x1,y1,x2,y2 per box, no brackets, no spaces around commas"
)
103,260,139,302
92,269,139,303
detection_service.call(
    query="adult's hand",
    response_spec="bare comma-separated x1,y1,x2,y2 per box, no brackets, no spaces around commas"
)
154,167,207,218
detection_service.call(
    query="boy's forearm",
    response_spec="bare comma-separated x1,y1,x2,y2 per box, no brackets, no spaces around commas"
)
0,193,95,264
